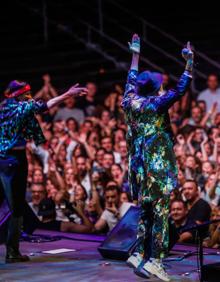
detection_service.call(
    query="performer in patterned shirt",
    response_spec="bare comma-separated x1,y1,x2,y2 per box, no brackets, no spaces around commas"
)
0,80,87,263
123,34,193,281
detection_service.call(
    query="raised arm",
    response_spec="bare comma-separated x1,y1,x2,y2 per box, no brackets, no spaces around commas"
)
122,34,154,113
151,42,194,112
129,34,140,72
124,34,140,95
200,131,209,161
121,34,140,109
122,39,194,114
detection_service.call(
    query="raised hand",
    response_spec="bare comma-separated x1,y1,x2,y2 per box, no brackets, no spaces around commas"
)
176,134,185,145
128,34,140,54
182,41,193,60
66,83,88,97
72,200,85,216
106,203,119,217
182,41,194,72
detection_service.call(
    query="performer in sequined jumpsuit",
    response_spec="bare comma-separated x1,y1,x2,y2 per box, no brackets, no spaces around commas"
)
0,81,87,263
123,34,193,281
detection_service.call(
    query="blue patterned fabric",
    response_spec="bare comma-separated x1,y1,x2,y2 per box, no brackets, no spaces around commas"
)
122,69,191,259
0,98,47,157
122,69,192,201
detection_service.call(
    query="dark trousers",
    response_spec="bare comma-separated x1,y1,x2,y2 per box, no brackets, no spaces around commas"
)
0,150,28,254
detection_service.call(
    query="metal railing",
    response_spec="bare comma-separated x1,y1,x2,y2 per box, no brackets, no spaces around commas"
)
17,0,218,92
76,7,206,80
17,0,176,77
106,0,220,70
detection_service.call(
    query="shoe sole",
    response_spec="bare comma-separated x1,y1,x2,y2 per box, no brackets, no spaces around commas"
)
134,268,150,279
143,264,170,282
5,258,30,263
6,260,29,263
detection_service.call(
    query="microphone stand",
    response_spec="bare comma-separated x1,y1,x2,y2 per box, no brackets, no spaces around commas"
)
179,219,220,282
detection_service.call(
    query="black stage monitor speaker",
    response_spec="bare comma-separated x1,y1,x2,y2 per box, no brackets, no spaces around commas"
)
98,206,140,260
98,205,179,261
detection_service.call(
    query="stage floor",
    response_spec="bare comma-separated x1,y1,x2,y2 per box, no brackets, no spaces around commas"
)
0,229,220,282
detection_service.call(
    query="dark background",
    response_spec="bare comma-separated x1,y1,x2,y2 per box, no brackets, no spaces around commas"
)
1,0,220,95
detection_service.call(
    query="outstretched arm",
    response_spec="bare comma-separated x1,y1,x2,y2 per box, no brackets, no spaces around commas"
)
47,84,88,109
21,84,88,118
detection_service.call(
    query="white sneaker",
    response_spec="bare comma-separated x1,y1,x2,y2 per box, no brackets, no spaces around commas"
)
143,258,171,282
126,252,143,268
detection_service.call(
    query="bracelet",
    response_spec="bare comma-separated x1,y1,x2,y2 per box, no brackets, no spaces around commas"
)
185,59,193,72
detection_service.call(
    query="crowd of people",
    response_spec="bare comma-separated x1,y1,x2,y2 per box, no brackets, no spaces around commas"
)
25,72,220,248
